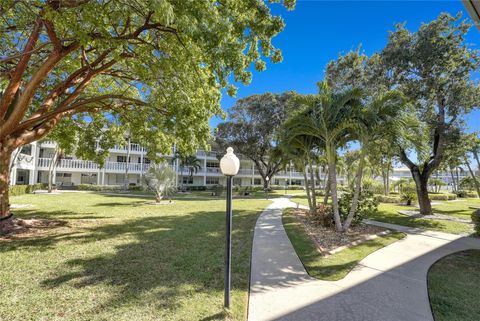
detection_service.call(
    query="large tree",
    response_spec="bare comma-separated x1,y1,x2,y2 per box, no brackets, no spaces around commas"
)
378,13,480,215
214,92,295,189
325,15,480,216
0,0,295,233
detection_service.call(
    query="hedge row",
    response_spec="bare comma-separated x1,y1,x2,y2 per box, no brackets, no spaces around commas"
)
429,193,457,201
374,195,402,203
9,183,46,196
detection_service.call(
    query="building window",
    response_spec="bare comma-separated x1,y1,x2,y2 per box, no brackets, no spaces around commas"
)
117,156,131,163
182,176,193,184
206,161,219,168
254,178,261,185
291,179,302,186
138,157,151,164
206,177,219,185
20,144,32,155
274,179,280,185
233,178,242,186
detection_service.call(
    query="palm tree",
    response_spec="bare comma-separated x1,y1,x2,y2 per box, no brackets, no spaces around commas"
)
278,129,321,212
343,91,405,231
175,154,202,187
286,81,363,232
143,163,176,203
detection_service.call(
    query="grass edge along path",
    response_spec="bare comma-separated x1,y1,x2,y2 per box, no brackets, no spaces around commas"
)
282,208,406,281
427,249,480,321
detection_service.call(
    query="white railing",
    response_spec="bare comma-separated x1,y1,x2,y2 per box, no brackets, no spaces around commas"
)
206,167,221,173
60,159,99,170
112,143,145,152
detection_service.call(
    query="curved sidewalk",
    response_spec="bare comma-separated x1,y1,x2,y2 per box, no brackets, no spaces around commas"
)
248,198,480,321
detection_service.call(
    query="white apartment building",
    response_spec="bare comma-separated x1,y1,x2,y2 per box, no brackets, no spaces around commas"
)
9,140,307,188
9,140,470,188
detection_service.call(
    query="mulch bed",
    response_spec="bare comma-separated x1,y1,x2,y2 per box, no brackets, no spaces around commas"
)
0,217,66,240
292,208,387,255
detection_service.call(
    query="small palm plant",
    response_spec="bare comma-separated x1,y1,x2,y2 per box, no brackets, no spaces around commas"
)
143,163,176,203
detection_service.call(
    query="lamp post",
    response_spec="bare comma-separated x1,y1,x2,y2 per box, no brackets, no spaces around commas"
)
219,147,240,309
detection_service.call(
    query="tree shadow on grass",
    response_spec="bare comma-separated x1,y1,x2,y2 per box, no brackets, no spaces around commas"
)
28,208,258,318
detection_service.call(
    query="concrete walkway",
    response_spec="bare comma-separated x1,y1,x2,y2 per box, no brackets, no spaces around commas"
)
248,198,480,321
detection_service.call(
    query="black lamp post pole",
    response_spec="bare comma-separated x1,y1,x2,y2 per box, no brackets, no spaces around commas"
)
224,175,233,309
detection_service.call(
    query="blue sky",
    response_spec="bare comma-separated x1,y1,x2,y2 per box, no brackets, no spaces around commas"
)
211,0,480,132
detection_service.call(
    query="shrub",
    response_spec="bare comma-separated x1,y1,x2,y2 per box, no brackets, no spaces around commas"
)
362,179,384,195
9,183,46,196
429,193,457,201
77,184,123,192
338,190,379,226
309,203,334,227
400,191,417,206
467,191,479,198
211,185,224,197
185,186,206,191
472,210,480,236
374,194,402,204
454,190,468,198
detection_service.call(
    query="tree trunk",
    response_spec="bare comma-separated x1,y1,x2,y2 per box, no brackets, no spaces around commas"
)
465,157,480,198
343,147,366,231
0,146,14,234
327,146,342,232
308,160,317,211
412,171,432,216
302,169,313,211
455,167,460,190
323,168,330,205
450,169,457,192
262,178,270,190
473,151,480,175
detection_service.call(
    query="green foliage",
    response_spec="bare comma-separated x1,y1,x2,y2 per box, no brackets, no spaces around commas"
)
400,191,417,206
215,92,296,181
459,176,480,191
77,184,145,192
472,210,480,236
1,0,295,165
375,194,402,204
9,184,46,196
339,190,379,226
429,193,457,201
143,163,176,201
211,185,224,197
362,179,384,195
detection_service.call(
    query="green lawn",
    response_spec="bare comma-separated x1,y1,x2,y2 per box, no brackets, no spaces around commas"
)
370,203,475,235
428,249,480,321
282,208,405,281
0,192,270,321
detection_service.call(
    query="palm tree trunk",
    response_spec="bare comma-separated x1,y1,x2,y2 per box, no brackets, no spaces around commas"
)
302,169,313,211
343,146,366,231
308,159,317,210
327,145,342,232
323,167,330,205
465,157,480,198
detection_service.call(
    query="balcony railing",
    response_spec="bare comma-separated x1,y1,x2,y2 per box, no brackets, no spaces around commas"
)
112,143,145,152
